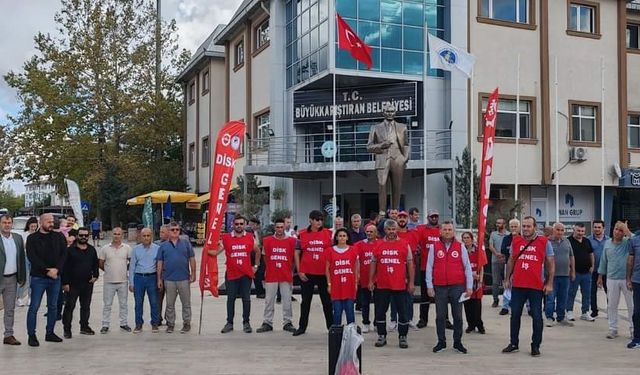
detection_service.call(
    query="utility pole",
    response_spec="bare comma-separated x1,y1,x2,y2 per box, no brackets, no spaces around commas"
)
156,0,161,101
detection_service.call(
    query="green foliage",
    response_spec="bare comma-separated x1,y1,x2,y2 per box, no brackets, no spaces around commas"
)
271,208,292,223
0,187,25,215
231,175,269,220
2,0,190,226
444,147,480,228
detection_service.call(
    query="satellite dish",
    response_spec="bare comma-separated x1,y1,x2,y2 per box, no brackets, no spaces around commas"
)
613,162,622,179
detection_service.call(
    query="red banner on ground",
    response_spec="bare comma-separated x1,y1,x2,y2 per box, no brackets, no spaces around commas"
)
476,88,499,265
199,120,245,297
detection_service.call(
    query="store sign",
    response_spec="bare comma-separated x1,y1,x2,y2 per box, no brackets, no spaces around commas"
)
530,187,594,222
293,82,417,123
619,168,640,187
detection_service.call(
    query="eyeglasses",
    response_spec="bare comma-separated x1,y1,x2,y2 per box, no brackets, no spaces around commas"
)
312,218,323,221
170,228,180,232
77,234,89,238
233,223,244,226
429,215,439,218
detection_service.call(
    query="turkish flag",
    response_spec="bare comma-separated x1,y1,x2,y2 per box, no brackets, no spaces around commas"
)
336,13,372,69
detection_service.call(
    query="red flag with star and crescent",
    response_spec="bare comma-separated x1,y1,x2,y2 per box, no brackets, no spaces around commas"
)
336,13,372,69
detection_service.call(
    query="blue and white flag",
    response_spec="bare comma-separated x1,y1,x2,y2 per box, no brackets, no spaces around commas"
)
428,34,476,78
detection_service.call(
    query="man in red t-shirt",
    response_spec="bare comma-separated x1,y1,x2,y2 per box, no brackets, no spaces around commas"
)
369,219,415,349
502,216,555,357
256,218,297,333
355,224,378,333
391,211,419,331
210,215,260,334
293,210,333,336
416,209,441,328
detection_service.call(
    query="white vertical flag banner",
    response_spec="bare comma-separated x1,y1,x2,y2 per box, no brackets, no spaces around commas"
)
428,34,476,78
64,178,84,227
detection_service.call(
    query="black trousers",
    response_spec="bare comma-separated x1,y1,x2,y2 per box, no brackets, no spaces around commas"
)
464,298,484,330
374,289,409,337
253,255,266,295
591,271,606,316
298,274,333,331
63,282,94,331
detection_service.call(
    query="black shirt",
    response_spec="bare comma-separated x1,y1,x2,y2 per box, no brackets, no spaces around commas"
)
568,236,594,274
26,231,67,278
62,243,99,285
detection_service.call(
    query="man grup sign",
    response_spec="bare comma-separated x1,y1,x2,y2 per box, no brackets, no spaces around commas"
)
293,82,417,123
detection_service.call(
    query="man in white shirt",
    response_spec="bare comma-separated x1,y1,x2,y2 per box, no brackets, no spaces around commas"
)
99,227,132,333
0,215,27,345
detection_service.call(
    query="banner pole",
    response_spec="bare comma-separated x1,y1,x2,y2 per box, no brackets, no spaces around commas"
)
198,290,204,335
423,28,429,220
515,53,520,207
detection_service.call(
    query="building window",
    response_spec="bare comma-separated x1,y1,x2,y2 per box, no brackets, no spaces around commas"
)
479,0,530,24
628,24,640,49
202,70,209,94
629,114,640,149
188,142,195,170
255,111,271,149
201,137,210,167
235,40,245,68
256,19,270,50
188,81,195,104
569,101,600,146
567,1,599,37
480,95,535,140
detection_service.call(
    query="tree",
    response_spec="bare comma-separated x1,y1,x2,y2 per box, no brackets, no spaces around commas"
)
231,175,269,220
3,0,190,226
444,147,480,228
0,187,25,215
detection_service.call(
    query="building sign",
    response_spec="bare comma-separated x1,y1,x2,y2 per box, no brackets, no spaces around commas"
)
293,82,417,124
619,168,640,187
530,186,594,223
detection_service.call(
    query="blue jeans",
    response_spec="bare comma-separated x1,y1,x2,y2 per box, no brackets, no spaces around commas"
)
390,292,413,323
332,299,355,326
567,272,591,315
27,276,61,335
545,276,569,321
510,287,544,348
633,283,640,342
134,274,160,326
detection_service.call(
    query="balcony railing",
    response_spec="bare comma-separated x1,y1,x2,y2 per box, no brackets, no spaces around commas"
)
247,129,451,167
629,0,640,12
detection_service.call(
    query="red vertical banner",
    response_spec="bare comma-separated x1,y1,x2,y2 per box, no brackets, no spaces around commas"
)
476,88,499,264
199,120,246,297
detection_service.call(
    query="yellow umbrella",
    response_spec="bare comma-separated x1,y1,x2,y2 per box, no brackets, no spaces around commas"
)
126,190,198,205
185,193,210,209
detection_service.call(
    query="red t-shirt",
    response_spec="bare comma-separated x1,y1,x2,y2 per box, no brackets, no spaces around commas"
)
373,238,409,291
263,235,296,283
417,225,440,271
397,229,419,264
356,239,377,288
325,245,358,301
221,232,255,281
298,228,333,275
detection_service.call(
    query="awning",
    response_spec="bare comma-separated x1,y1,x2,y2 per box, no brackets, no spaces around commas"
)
126,190,198,205
186,193,210,209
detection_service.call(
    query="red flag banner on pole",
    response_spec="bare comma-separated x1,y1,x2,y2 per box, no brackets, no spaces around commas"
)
199,120,246,297
476,88,499,265
336,13,373,69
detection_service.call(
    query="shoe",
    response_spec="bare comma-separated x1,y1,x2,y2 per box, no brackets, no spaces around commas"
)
388,321,397,332
45,333,63,343
151,325,159,333
502,344,519,353
374,335,387,347
590,312,598,318
166,325,175,333
80,327,95,335
417,319,427,328
499,308,509,316
492,300,499,308
557,319,574,327
28,335,39,347
531,345,541,357
566,311,575,321
445,320,454,330
256,294,266,299
408,320,418,331
361,324,370,334
432,341,447,353
627,340,640,349
256,323,273,333
580,313,596,322
133,325,143,334
453,342,468,354
477,326,486,334
399,335,408,349
292,328,306,336
63,331,72,339
283,323,296,333
220,323,233,334
465,326,474,334
16,298,25,307
120,325,132,332
606,330,618,339
180,323,191,333
545,318,556,327
243,322,252,333
100,327,109,334
3,336,21,345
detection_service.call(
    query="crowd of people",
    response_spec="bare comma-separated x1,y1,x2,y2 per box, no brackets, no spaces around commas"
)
1,208,639,358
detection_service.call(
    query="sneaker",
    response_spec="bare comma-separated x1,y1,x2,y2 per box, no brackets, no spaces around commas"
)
491,300,499,308
151,325,159,333
465,326,474,334
432,341,447,353
28,335,39,347
417,319,427,328
16,298,25,307
388,321,397,332
292,328,305,336
477,326,486,334
80,327,95,335
120,325,132,332
499,308,509,316
590,311,598,318
166,325,174,333
453,342,468,354
399,335,408,349
531,345,541,357
545,318,556,327
445,320,454,330
180,324,191,333
45,333,63,343
133,325,143,334
374,335,387,347
283,323,296,333
100,327,109,334
566,311,575,321
502,343,519,353
256,294,266,299
408,320,418,331
63,331,72,339
256,323,273,333
606,330,618,339
220,323,233,334
243,322,252,333
627,340,640,349
361,324,370,333
580,313,596,322
557,319,574,327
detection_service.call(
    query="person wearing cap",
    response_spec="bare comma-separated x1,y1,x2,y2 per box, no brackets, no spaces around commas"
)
355,224,378,333
416,209,442,328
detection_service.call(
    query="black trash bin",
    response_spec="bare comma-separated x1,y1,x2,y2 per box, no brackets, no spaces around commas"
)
328,325,362,375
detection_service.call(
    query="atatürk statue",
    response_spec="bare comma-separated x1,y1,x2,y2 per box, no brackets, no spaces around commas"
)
367,104,409,214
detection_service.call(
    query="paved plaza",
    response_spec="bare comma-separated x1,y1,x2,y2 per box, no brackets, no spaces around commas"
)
0,243,637,375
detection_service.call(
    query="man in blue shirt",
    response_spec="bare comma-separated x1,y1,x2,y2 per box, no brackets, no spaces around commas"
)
129,228,160,333
626,231,640,349
90,218,102,247
157,222,196,334
588,220,609,318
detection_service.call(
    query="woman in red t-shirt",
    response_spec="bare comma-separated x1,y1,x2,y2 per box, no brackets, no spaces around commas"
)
461,232,486,334
325,228,359,326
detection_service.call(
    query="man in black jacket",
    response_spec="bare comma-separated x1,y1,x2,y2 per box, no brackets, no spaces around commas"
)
62,227,99,338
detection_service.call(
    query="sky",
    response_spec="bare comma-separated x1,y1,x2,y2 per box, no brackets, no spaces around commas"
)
0,0,243,194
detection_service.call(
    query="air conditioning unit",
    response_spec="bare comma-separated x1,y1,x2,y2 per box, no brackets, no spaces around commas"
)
569,147,588,161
